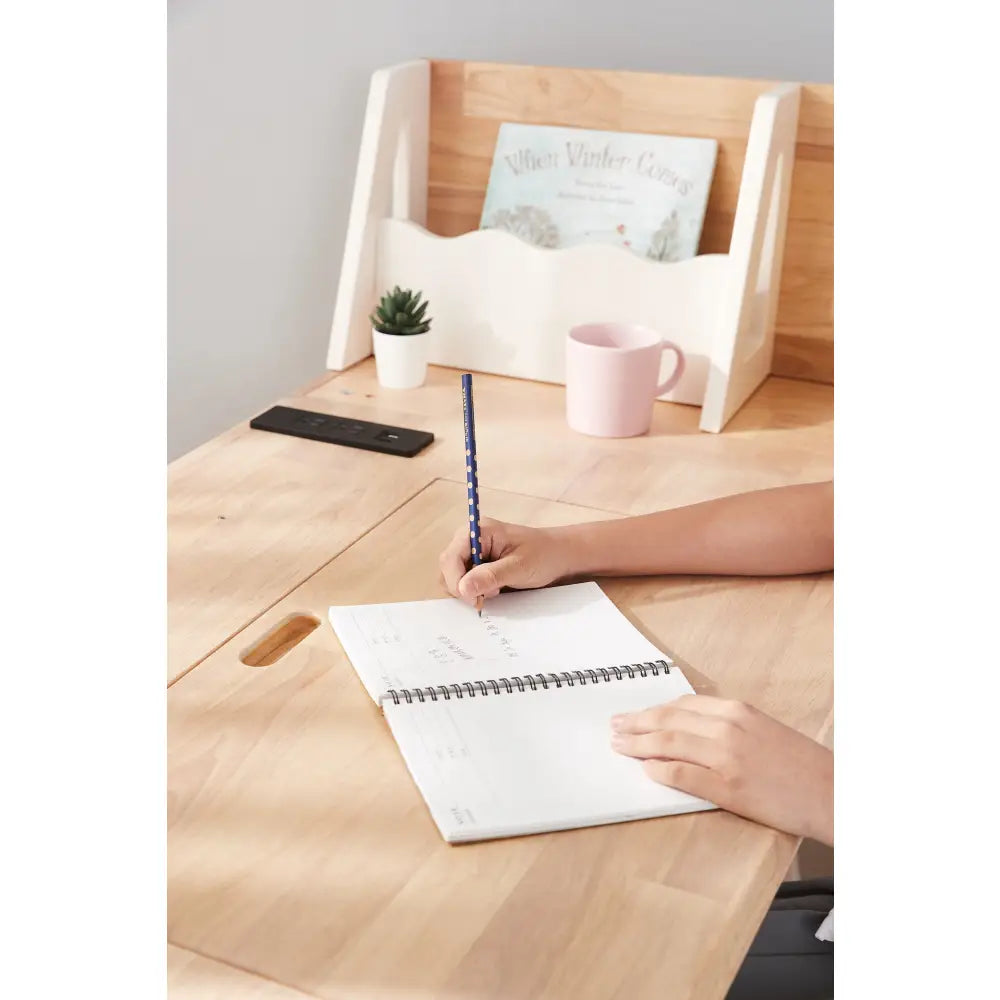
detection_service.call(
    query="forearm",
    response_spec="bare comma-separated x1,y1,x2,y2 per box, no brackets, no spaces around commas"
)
555,481,833,578
806,747,835,846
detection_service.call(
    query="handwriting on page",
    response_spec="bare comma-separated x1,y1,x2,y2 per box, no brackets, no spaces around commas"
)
429,636,474,664
406,707,489,827
481,615,519,659
340,596,584,696
356,613,520,660
332,582,673,705
426,620,519,664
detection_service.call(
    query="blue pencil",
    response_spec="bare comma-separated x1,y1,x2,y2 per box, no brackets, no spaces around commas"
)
461,373,485,616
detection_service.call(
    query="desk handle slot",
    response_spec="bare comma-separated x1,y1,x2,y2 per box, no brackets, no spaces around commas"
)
240,614,320,667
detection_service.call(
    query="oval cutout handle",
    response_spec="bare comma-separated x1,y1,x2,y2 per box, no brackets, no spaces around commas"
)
240,613,320,667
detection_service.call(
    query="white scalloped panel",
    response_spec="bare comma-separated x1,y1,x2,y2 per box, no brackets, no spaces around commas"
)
377,219,733,406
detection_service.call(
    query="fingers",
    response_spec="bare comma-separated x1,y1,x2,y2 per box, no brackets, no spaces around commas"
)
642,759,726,805
610,698,754,797
611,703,734,742
612,696,755,735
670,695,756,722
439,519,510,605
457,558,515,602
438,524,472,598
610,729,726,771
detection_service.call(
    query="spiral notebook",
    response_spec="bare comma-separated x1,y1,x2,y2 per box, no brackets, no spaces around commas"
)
328,582,715,843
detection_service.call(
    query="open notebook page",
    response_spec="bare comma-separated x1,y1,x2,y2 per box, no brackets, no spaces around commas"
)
329,582,670,704
384,669,716,842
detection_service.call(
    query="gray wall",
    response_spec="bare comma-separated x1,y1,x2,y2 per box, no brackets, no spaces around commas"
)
168,0,832,460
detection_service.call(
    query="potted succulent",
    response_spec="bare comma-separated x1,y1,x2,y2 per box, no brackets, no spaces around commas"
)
369,286,432,389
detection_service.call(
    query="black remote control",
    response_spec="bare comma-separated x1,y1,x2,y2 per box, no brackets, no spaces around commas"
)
249,405,434,458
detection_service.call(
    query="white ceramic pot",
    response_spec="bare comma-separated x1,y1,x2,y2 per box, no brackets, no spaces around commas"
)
372,328,429,389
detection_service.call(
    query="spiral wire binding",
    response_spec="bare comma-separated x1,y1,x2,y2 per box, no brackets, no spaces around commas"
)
384,659,672,706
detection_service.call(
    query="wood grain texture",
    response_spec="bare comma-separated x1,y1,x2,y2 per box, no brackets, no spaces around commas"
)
168,944,319,1000
166,380,435,684
169,480,830,1000
308,360,833,513
426,60,833,383
168,361,831,683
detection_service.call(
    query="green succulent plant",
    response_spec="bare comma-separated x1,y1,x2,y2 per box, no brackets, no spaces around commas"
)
369,286,432,336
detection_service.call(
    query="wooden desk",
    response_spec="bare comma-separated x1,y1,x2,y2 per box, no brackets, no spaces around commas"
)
168,360,831,684
168,362,832,999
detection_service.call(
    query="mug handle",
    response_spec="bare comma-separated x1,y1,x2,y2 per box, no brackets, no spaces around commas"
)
656,340,686,395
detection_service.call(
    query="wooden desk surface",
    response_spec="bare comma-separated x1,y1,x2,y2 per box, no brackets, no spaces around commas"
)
167,363,832,999
168,360,831,683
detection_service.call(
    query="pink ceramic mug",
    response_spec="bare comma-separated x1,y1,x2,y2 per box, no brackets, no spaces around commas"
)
565,323,686,437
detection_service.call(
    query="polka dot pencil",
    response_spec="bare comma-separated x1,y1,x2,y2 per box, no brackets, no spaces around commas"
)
460,372,485,617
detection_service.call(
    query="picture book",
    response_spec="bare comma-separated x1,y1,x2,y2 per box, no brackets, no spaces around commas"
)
479,123,718,261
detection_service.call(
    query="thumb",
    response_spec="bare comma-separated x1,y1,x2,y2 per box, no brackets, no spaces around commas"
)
458,558,517,602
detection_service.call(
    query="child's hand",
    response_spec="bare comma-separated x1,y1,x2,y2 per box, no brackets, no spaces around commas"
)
439,518,572,607
611,695,833,845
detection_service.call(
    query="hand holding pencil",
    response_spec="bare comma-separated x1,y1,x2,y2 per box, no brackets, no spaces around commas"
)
439,517,569,607
448,373,568,610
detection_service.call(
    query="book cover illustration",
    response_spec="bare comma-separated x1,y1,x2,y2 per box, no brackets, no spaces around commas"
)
479,123,718,262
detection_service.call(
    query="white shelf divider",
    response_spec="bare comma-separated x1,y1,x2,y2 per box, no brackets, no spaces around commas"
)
327,60,429,374
327,61,801,433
